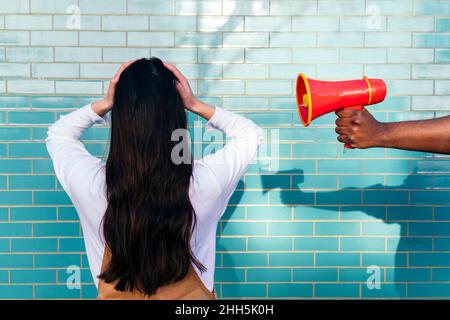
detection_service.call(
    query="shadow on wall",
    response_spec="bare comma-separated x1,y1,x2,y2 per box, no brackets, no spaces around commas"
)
257,165,450,298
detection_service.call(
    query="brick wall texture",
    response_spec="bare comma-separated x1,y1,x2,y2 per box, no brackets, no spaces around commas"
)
0,0,449,299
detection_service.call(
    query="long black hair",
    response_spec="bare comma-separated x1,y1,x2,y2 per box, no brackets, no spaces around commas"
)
99,57,206,295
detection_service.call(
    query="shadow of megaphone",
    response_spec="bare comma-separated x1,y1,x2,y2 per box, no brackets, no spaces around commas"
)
260,169,305,194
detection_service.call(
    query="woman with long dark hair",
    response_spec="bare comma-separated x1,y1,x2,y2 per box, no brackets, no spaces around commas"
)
45,58,263,299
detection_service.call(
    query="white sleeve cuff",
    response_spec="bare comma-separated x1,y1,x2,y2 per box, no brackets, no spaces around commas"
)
85,103,110,126
205,106,222,130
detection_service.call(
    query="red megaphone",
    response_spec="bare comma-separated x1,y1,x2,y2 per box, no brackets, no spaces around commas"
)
296,74,387,148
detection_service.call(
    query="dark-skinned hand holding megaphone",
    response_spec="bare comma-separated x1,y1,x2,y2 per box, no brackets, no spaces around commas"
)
296,74,450,155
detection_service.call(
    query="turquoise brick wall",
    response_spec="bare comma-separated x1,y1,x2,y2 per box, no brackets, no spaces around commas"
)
0,0,449,299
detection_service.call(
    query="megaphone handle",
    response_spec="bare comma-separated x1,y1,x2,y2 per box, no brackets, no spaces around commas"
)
343,105,365,149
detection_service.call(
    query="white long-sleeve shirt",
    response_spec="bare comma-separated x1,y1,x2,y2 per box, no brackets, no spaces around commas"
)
45,103,263,292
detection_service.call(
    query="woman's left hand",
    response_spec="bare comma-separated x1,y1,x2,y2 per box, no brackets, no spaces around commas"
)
92,59,137,117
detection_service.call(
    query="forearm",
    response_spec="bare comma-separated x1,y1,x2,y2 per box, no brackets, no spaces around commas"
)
189,99,216,121
47,104,105,142
380,116,450,154
45,103,107,178
92,99,111,117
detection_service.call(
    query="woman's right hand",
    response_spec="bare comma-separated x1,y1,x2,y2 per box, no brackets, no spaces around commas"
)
163,62,216,120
